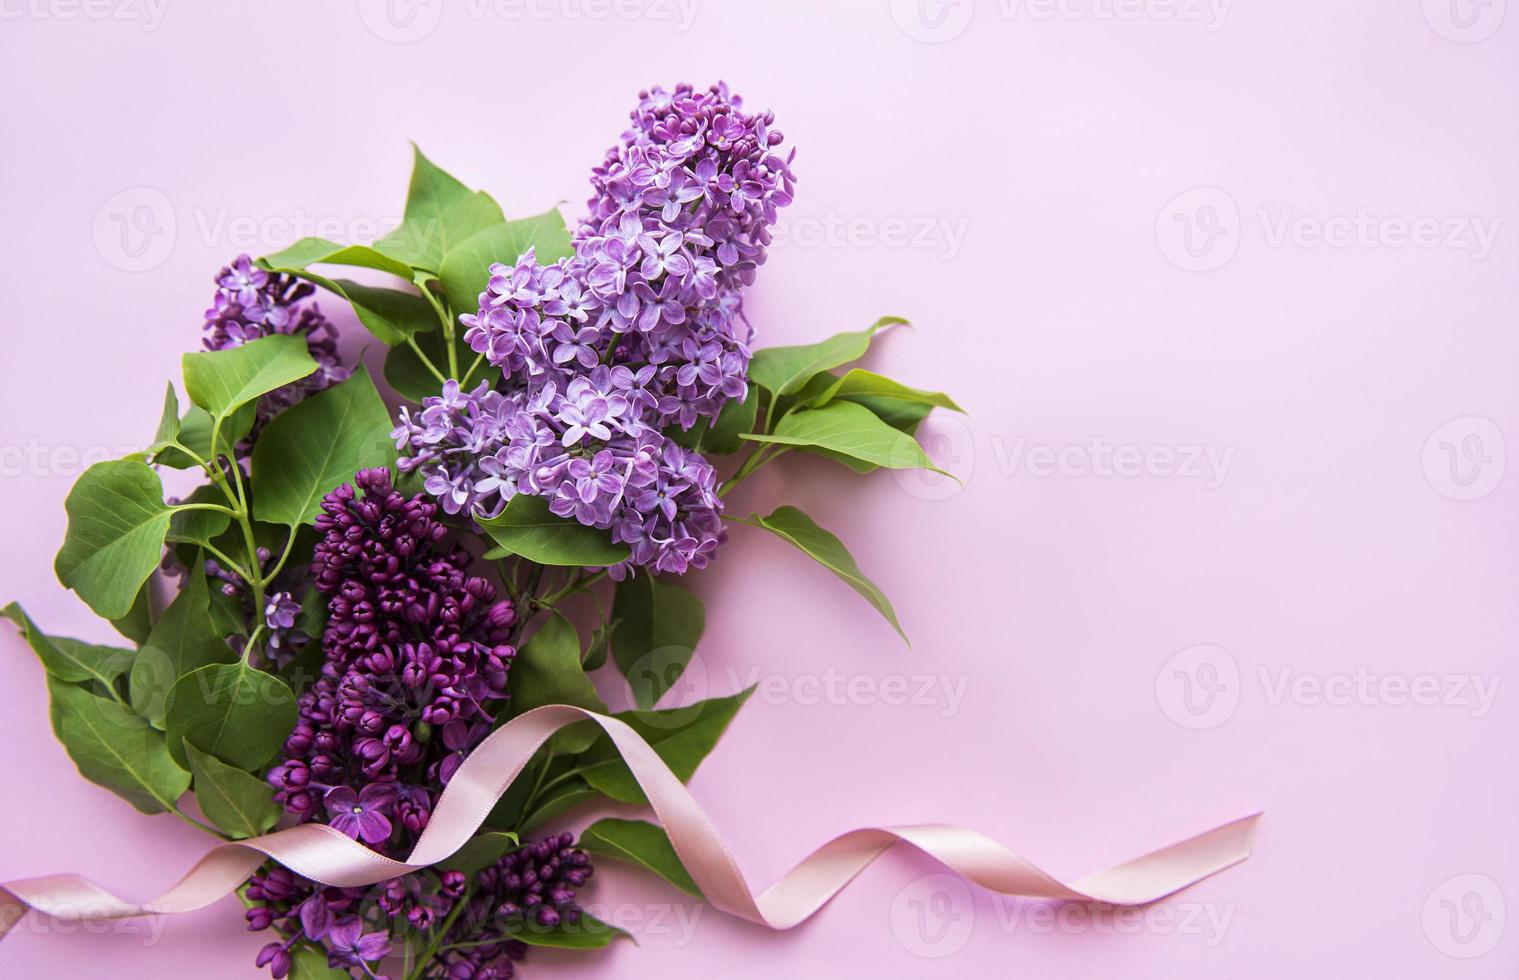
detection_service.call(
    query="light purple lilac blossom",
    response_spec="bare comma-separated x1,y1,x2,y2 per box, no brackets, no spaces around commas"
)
395,83,793,577
203,254,349,423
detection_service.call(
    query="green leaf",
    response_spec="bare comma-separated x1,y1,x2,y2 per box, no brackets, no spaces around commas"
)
611,576,705,710
289,945,347,980
750,505,906,644
46,677,190,814
374,146,506,273
258,237,416,282
741,401,950,476
54,459,173,620
478,493,629,567
438,209,575,317
3,602,133,687
520,783,603,834
443,831,521,875
166,485,233,548
581,818,703,898
155,403,256,469
183,740,281,839
508,612,607,714
810,369,963,414
182,334,318,420
848,395,936,436
747,317,905,396
575,688,753,805
508,909,628,949
111,583,155,645
130,567,236,726
148,382,181,454
251,367,397,527
165,661,298,771
582,618,617,671
274,271,436,347
669,384,757,455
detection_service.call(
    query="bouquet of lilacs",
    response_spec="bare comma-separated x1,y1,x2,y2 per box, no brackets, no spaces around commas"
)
5,83,958,979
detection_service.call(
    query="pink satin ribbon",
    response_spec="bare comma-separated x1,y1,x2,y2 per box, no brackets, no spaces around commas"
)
0,705,1260,935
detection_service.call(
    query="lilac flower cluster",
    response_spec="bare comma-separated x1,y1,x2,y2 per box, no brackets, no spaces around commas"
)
393,376,724,575
265,468,517,837
246,470,597,977
203,253,349,422
246,832,593,979
463,82,792,427
397,83,792,576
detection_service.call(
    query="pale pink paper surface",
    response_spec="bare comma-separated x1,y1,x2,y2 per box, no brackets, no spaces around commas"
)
0,1,1516,977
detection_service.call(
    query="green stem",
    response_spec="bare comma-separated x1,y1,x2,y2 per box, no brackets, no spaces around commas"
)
202,542,253,583
406,336,449,385
259,529,299,589
170,501,238,518
420,286,460,379
170,805,230,840
459,351,487,387
407,883,474,980
539,569,607,606
719,446,786,499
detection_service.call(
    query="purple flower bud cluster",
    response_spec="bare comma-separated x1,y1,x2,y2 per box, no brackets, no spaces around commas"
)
244,832,594,979
265,468,517,842
397,82,788,577
203,254,350,422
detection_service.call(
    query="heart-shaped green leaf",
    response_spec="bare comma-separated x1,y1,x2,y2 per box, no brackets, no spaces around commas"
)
251,367,397,527
182,333,317,420
165,661,298,771
438,209,574,317
54,459,173,620
374,146,506,273
508,612,607,715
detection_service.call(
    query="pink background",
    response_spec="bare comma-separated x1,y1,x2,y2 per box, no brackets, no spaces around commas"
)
2,1,1517,976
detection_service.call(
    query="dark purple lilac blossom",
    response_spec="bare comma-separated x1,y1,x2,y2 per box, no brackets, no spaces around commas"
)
245,831,592,979
246,471,596,976
396,83,788,577
203,253,349,423
266,468,516,831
